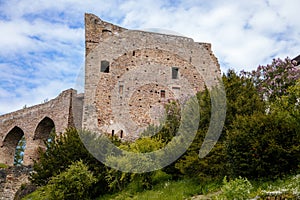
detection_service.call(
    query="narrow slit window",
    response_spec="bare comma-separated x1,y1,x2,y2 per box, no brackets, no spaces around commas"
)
112,130,114,137
101,60,110,73
120,130,123,138
161,90,165,98
172,67,179,79
119,85,124,95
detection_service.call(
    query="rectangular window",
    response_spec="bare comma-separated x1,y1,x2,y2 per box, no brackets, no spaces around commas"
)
172,67,179,79
160,90,165,98
101,60,110,73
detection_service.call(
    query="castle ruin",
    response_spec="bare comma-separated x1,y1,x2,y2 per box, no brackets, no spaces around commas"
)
0,13,221,167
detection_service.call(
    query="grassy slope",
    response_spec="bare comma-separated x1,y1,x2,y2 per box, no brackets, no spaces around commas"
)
97,174,300,200
97,179,220,200
22,174,299,200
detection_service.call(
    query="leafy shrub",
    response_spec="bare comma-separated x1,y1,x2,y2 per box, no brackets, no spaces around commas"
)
245,57,300,102
23,161,97,200
105,137,165,191
226,112,300,179
44,160,97,200
30,128,110,198
213,176,254,200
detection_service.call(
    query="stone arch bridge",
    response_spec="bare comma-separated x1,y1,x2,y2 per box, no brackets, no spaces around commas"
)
0,89,83,166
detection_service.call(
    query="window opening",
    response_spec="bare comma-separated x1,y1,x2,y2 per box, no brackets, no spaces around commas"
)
101,60,110,73
161,90,166,98
119,85,124,95
172,67,179,79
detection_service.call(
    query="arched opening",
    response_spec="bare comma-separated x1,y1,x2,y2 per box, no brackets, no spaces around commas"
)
1,126,26,166
34,117,55,144
14,135,26,166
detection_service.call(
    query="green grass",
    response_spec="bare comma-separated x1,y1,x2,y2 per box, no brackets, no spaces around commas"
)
211,174,300,200
97,179,210,200
98,180,200,200
97,174,300,200
22,174,300,200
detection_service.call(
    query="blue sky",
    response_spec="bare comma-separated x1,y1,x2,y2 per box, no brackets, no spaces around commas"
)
0,0,299,114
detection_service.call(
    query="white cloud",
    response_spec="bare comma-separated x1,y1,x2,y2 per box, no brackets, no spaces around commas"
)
0,0,300,114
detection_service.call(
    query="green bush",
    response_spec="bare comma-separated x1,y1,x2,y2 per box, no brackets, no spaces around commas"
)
105,136,165,192
30,128,110,198
213,176,254,200
46,160,97,200
23,160,97,200
226,112,300,179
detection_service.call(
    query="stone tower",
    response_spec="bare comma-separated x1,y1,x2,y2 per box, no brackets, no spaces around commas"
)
82,13,221,140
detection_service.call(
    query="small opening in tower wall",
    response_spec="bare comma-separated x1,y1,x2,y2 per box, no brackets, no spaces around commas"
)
100,60,110,73
119,85,124,96
102,29,112,33
112,130,114,137
120,130,123,138
133,51,135,56
161,90,166,98
172,67,179,79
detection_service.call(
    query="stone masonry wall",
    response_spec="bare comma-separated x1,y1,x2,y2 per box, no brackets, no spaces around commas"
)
0,166,32,200
83,13,221,139
0,89,83,166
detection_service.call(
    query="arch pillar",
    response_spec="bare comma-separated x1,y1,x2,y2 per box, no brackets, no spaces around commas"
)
0,126,24,166
23,117,55,166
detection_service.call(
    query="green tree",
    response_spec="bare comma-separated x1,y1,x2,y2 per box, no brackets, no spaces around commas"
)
222,60,300,179
226,111,300,179
105,136,165,191
175,70,265,182
175,88,227,182
244,57,300,102
223,69,265,128
30,128,108,198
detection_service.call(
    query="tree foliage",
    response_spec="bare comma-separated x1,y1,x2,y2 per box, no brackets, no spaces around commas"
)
175,70,265,181
226,112,300,179
30,128,108,198
244,57,300,101
44,160,97,200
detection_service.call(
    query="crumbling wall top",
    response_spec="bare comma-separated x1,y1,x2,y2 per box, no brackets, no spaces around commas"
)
85,13,127,56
